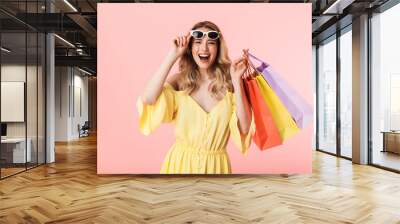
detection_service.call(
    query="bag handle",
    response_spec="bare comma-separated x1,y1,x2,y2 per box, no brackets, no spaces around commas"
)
242,51,258,80
247,52,263,64
245,52,258,73
247,52,270,72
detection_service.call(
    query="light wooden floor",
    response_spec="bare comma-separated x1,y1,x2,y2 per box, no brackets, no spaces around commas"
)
1,134,400,224
0,167,26,178
373,151,400,171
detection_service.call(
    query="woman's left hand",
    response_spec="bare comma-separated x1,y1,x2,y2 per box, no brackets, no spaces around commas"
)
230,49,250,85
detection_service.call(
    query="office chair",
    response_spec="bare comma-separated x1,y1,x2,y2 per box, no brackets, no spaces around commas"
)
79,121,90,138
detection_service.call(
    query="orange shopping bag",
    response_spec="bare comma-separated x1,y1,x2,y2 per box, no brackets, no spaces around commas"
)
255,75,300,140
244,77,283,150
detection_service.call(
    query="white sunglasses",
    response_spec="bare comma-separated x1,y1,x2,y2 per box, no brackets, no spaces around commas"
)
190,30,220,40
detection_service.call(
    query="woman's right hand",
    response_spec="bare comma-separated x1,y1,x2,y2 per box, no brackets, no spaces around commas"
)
169,32,191,60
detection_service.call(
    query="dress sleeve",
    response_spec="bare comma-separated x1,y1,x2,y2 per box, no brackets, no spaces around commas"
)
136,83,177,136
229,94,256,156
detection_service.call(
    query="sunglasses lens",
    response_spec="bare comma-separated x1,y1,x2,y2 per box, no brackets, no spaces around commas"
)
191,31,204,39
208,31,219,40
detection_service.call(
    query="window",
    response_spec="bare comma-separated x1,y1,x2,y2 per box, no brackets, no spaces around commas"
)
339,27,352,158
371,2,400,171
317,35,337,154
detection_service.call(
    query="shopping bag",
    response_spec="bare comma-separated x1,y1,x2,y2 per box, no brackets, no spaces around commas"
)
243,77,282,150
255,75,300,140
248,53,313,129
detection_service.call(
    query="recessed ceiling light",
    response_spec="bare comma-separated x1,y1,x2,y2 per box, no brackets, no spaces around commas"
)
54,34,75,48
1,47,11,53
63,0,78,12
322,0,354,14
78,67,93,76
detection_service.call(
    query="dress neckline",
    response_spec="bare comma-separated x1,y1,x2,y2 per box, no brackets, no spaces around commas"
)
165,82,230,115
186,92,228,115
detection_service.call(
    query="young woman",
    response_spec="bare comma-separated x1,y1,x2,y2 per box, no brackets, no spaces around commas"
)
137,21,255,174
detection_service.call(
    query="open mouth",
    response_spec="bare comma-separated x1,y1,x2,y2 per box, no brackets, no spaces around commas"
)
198,54,210,63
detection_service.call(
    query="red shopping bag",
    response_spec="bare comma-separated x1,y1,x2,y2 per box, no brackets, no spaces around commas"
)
244,77,283,150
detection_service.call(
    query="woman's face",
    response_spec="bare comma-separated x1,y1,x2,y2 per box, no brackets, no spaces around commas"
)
191,27,219,70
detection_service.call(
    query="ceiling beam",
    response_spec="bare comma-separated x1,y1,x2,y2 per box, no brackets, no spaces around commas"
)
67,13,97,46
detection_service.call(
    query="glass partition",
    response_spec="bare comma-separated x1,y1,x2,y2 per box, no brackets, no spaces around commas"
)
371,3,400,171
0,1,46,179
317,35,337,154
1,31,28,177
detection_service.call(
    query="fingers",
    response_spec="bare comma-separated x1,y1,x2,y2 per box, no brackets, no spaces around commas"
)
179,36,184,47
233,56,246,67
185,31,191,42
239,60,250,78
232,57,242,66
182,35,188,47
231,49,253,79
242,49,250,61
175,37,181,47
241,49,253,78
237,60,245,68
182,36,186,46
175,34,190,47
232,59,249,78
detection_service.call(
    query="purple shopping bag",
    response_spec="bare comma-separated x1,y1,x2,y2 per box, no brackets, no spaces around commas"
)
248,53,313,129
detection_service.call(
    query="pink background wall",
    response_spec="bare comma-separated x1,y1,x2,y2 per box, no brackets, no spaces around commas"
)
97,3,313,174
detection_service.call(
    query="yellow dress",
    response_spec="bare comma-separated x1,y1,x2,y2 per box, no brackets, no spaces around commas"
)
136,83,255,174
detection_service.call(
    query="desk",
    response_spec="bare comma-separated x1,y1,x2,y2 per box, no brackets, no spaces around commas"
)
1,138,31,163
381,131,400,154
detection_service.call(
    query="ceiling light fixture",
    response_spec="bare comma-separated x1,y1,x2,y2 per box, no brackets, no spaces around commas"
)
323,0,342,14
54,34,75,48
78,67,93,76
1,47,11,53
322,0,355,15
63,0,78,12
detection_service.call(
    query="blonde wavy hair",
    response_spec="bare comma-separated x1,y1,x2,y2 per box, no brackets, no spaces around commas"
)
176,21,233,100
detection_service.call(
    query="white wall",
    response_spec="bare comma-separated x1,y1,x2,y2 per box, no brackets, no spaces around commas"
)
72,73,89,138
1,65,40,137
55,66,70,141
55,67,89,141
1,66,26,132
